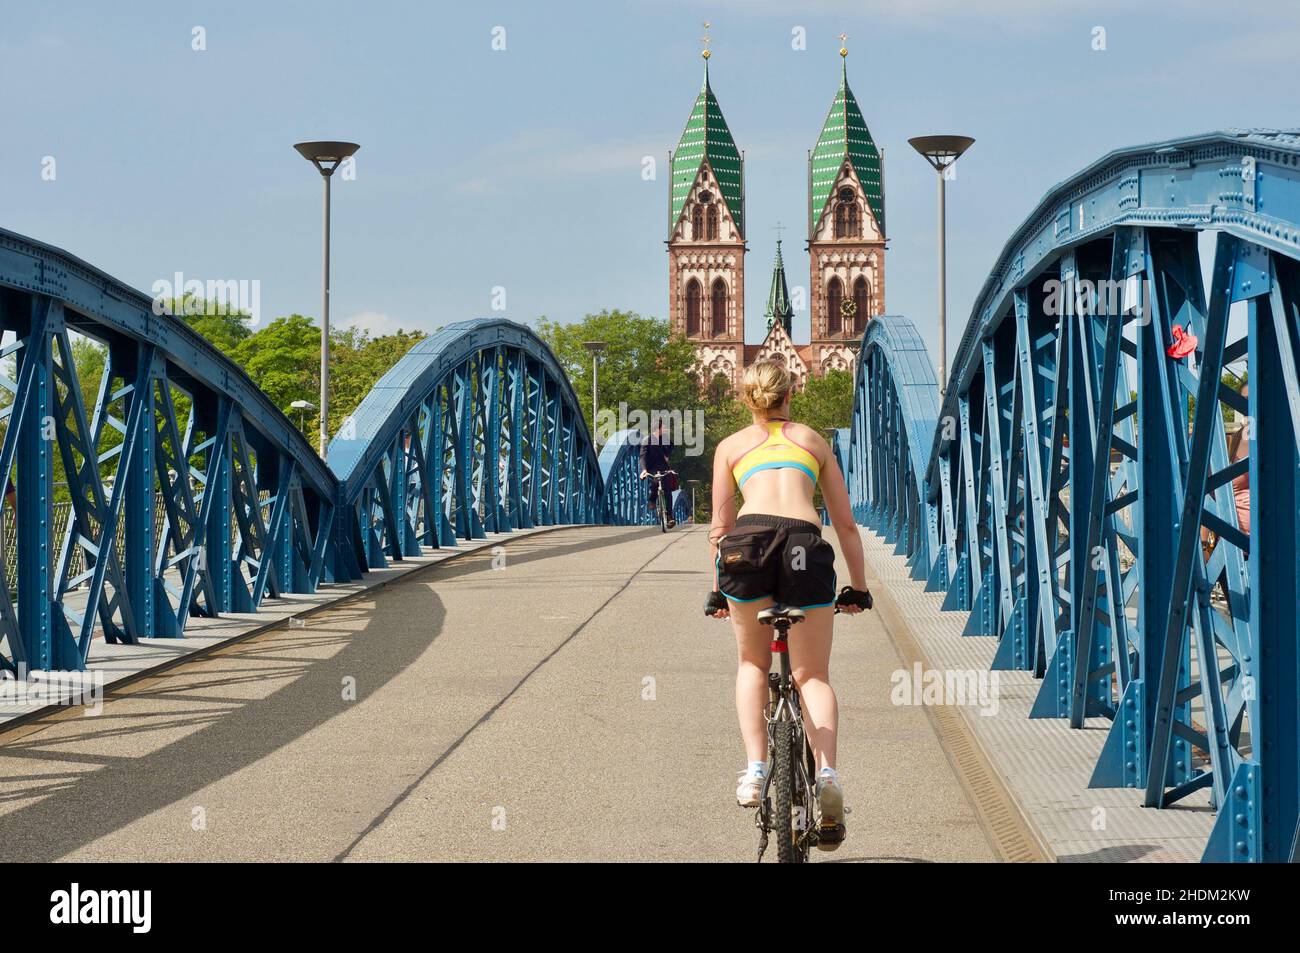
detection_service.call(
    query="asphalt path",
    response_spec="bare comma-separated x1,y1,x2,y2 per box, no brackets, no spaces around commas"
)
0,525,994,862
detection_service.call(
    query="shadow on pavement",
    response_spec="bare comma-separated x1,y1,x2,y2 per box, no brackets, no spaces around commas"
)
0,525,658,861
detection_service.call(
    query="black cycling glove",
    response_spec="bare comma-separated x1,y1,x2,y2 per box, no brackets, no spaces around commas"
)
704,590,729,616
835,585,873,611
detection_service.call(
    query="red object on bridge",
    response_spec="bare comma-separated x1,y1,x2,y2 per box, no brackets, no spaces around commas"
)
1166,324,1198,359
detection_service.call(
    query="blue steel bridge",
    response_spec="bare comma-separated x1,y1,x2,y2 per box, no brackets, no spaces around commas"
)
0,129,1296,863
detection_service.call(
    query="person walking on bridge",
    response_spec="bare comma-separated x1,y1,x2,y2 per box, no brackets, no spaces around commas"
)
704,360,871,851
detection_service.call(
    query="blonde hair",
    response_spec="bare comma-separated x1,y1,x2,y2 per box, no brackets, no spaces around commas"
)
739,360,793,413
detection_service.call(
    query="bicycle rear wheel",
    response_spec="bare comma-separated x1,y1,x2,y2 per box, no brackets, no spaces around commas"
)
771,720,799,863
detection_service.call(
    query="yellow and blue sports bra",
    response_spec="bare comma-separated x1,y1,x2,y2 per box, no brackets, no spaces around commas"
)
730,420,822,489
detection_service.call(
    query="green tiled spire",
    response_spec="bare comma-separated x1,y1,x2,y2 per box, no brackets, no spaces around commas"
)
810,52,884,236
670,56,744,237
764,240,794,335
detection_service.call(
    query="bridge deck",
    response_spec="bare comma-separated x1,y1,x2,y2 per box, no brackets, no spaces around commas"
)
0,526,997,863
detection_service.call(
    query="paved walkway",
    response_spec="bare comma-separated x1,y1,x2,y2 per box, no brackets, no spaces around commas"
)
0,525,996,862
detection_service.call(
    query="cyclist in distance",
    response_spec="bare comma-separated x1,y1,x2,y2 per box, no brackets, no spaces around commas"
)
705,360,870,848
639,417,678,528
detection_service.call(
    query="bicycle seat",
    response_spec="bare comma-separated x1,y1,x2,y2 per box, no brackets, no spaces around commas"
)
757,605,805,627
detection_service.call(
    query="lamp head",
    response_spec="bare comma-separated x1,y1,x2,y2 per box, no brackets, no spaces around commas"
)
908,135,975,173
294,141,361,176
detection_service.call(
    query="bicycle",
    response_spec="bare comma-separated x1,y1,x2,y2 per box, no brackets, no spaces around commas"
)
706,586,873,863
644,469,677,533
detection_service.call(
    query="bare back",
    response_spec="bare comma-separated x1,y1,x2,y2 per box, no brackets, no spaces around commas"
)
715,421,826,526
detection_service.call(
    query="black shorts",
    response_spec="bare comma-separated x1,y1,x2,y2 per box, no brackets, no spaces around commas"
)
714,514,837,609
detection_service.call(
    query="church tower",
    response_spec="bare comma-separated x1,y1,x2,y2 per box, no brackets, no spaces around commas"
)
667,47,746,391
753,239,808,390
807,46,886,375
764,239,794,336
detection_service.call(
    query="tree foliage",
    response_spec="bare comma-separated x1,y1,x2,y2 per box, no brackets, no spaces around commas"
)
537,310,700,436
791,369,854,435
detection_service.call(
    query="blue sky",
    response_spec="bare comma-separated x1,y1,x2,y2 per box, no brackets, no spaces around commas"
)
2,0,1296,360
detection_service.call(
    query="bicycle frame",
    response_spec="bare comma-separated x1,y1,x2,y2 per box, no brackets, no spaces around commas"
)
646,470,675,532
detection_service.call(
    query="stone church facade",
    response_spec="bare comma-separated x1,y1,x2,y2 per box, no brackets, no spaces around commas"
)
666,49,888,391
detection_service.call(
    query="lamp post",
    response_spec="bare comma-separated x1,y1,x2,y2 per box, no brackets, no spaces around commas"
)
294,140,361,456
686,478,700,524
290,399,316,435
581,341,607,447
908,135,974,396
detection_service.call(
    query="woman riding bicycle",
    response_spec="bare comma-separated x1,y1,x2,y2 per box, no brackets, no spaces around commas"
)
705,360,870,851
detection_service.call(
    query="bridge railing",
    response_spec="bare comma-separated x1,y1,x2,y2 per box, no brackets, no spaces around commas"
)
0,227,337,673
846,130,1300,862
325,318,605,578
0,233,617,673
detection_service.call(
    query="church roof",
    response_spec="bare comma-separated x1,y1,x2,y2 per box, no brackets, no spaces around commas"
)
764,240,794,331
810,53,885,236
670,58,744,237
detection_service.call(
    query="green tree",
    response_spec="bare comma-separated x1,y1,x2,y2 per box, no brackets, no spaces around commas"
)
791,368,855,434
537,310,700,437
329,325,427,434
233,314,322,431
185,309,255,354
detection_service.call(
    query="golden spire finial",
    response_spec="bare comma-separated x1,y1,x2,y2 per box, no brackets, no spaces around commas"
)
838,32,849,56
701,21,712,59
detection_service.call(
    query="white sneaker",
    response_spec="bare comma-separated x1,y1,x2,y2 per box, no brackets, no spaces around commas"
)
815,772,846,851
815,776,844,823
735,768,765,807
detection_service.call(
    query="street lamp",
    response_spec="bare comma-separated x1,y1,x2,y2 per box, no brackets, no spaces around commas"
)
294,140,361,456
909,135,975,396
290,398,317,434
581,341,607,447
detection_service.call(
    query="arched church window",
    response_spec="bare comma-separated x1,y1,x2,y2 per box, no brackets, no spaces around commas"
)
706,205,719,240
834,188,860,238
691,204,703,239
853,276,870,333
711,279,728,338
686,279,702,336
827,277,843,336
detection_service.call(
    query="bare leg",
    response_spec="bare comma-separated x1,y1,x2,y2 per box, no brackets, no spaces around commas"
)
788,606,837,770
727,597,775,763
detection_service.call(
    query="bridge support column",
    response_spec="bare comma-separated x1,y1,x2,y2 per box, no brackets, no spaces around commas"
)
124,349,159,640
15,298,78,670
206,431,232,613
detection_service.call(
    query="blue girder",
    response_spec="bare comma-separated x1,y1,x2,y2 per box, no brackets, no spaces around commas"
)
326,318,607,574
0,235,616,675
846,130,1300,862
598,428,657,525
0,227,337,670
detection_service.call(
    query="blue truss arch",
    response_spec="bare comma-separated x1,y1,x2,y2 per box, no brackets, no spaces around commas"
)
847,130,1300,862
325,318,604,578
597,429,651,525
0,227,338,672
843,315,941,578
